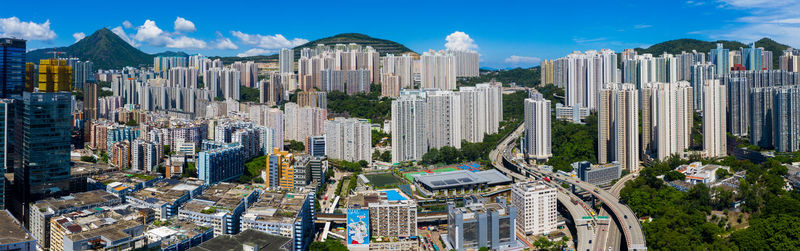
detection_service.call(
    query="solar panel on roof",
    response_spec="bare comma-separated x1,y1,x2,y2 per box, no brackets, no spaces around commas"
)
432,181,446,186
459,178,472,182
445,179,459,185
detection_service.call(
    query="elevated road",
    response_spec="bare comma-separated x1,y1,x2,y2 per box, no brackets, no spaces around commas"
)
491,124,646,250
490,124,597,251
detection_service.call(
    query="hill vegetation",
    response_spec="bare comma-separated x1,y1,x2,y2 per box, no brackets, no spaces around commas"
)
26,28,153,69
459,67,541,87
634,37,789,68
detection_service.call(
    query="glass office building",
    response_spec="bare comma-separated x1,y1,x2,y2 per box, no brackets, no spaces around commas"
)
0,38,26,98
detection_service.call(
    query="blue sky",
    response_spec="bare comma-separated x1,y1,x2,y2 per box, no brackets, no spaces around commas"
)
2,0,798,68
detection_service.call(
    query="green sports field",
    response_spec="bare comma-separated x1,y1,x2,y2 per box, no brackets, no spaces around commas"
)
402,167,458,182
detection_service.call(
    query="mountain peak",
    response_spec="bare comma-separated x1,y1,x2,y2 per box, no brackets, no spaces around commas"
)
26,28,152,69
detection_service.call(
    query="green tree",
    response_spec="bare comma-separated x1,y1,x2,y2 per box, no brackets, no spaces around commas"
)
288,140,305,152
421,148,440,165
125,119,138,126
664,170,686,181
379,151,391,162
80,156,97,163
163,145,171,156
183,162,198,178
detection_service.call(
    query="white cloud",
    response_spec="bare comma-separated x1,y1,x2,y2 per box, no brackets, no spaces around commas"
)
231,31,308,49
573,37,607,43
167,36,207,49
130,19,207,49
112,26,137,46
0,17,57,40
504,55,541,65
122,20,133,29
133,20,171,46
444,31,478,51
72,32,85,42
174,17,196,33
237,48,273,57
215,37,238,50
634,24,652,29
712,0,800,47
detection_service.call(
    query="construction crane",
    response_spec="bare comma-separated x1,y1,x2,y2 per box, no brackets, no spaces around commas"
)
46,47,66,59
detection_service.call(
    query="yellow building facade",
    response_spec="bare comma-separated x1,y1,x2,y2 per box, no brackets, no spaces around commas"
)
38,58,72,92
267,148,295,190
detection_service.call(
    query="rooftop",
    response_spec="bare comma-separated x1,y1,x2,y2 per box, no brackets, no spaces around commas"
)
130,179,202,205
91,171,158,189
182,183,258,214
188,229,290,251
242,192,307,224
0,210,34,245
414,169,511,189
34,190,120,213
147,219,212,248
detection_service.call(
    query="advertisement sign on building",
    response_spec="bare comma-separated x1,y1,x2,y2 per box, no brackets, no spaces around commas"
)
347,209,370,247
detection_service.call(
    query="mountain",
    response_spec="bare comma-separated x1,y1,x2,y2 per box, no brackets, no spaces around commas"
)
293,33,415,56
212,33,416,64
154,51,189,57
635,38,790,68
27,28,152,69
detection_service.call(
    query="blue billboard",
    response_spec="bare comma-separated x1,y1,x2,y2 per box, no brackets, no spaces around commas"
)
347,209,370,246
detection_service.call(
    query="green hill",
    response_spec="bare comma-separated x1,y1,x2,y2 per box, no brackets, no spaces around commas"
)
26,28,153,69
635,38,790,68
293,33,415,56
213,33,416,64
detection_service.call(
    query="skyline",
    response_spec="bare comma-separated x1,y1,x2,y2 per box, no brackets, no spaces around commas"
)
2,0,799,68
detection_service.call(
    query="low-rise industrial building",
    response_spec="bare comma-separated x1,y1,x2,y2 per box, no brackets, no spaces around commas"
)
446,196,518,251
0,210,36,251
177,183,260,236
29,190,124,250
239,192,315,251
127,179,205,220
572,161,622,186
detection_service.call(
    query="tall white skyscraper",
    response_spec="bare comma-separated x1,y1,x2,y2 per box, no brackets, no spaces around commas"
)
524,92,552,160
447,49,480,77
511,181,557,236
420,50,457,90
641,81,693,160
560,49,618,110
598,83,639,171
459,82,503,143
703,79,727,157
324,117,372,162
280,48,294,73
425,90,462,149
391,92,427,163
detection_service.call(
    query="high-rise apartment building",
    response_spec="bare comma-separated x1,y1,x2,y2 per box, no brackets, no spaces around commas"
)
598,83,639,171
306,135,325,157
557,49,618,110
741,43,763,71
425,90,462,149
750,86,800,152
391,92,427,163
703,79,727,157
780,49,799,72
420,50,456,90
690,63,715,111
154,56,187,72
380,53,415,89
641,82,693,160
0,38,25,98
324,117,371,162
511,181,557,236
447,49,479,77
0,99,10,209
280,48,294,73
283,103,326,142
296,91,326,109
231,61,257,87
84,82,98,120
540,59,554,85
459,83,503,143
524,92,552,160
709,43,730,76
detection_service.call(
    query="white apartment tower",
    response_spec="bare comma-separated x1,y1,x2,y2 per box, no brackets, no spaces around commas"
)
391,92,427,163
280,48,294,73
324,117,372,162
511,181,557,236
420,50,457,90
641,81,694,160
525,92,552,160
598,83,639,171
703,79,727,157
425,90,462,149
